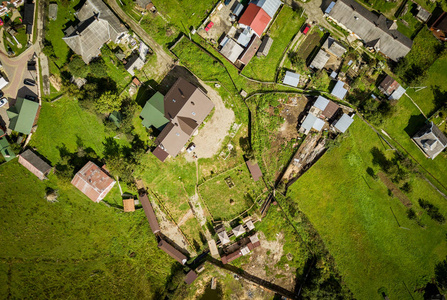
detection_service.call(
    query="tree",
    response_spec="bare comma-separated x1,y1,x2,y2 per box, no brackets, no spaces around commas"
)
68,55,90,78
95,91,122,114
435,257,447,290
42,39,56,58
89,58,108,78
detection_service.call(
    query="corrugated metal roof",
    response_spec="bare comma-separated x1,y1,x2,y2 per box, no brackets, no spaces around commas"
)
314,96,329,111
388,85,405,100
310,49,330,70
331,80,347,99
239,3,271,36
301,114,325,132
220,37,244,63
325,1,336,14
334,113,354,133
237,27,253,47
283,71,300,87
233,3,244,17
250,0,281,18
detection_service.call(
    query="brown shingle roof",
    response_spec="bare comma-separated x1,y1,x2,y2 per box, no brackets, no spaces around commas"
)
152,145,169,162
18,149,52,180
379,75,400,96
238,35,262,65
246,160,263,181
158,239,187,264
322,101,340,119
139,192,160,233
71,162,116,202
184,270,198,285
123,198,135,212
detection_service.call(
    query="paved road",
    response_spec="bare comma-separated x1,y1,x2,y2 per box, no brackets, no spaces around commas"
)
36,0,50,95
104,0,175,77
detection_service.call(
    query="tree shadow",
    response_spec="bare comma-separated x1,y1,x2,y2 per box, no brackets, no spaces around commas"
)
371,146,390,171
430,85,447,116
404,114,426,137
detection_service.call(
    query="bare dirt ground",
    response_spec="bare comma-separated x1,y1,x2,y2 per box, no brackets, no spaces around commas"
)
378,172,412,207
240,232,297,291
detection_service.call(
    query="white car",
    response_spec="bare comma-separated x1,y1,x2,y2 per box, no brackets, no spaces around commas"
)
186,144,196,153
0,97,8,108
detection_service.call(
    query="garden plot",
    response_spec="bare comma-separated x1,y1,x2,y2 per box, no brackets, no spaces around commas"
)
198,166,265,220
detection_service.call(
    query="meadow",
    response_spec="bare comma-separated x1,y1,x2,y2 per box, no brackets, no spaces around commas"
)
287,118,447,300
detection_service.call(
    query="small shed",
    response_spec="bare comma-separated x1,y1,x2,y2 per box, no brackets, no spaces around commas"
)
283,71,300,87
300,114,325,133
158,239,187,264
232,225,246,237
389,86,406,100
309,49,330,70
334,114,354,133
331,80,348,99
220,37,244,64
313,96,329,111
208,239,219,258
49,3,58,21
139,192,160,233
0,131,15,162
123,198,135,212
257,36,273,57
246,160,263,182
218,231,230,245
184,270,198,285
249,234,261,248
18,149,52,180
245,220,255,231
416,7,431,23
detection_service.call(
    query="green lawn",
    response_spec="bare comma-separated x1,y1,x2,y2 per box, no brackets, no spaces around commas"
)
199,166,265,220
3,23,28,57
0,161,175,298
241,6,306,82
287,118,447,300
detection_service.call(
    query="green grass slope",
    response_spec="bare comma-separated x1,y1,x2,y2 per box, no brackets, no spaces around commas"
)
288,119,447,300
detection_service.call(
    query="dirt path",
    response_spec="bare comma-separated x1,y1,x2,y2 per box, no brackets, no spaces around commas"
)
104,0,174,78
378,172,412,207
177,209,194,227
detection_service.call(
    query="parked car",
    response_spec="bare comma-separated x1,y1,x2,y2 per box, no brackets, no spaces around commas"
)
25,95,37,101
24,79,36,86
186,143,196,153
0,90,4,98
0,19,3,26
303,24,311,35
205,22,214,32
0,97,8,107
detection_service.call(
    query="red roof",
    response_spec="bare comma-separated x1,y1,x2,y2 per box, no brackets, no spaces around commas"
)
239,4,271,36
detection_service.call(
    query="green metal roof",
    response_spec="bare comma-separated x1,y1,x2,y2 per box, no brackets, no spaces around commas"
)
0,133,16,162
7,98,39,134
140,92,169,131
108,111,122,128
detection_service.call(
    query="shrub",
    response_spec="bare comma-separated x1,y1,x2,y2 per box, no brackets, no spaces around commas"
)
418,199,445,224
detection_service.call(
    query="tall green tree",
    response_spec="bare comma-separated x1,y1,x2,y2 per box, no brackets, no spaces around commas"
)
95,91,122,114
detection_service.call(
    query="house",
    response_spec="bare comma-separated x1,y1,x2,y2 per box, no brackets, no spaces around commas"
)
331,80,348,99
208,239,219,258
325,0,412,61
322,37,346,58
71,161,116,202
430,12,447,42
245,220,255,231
378,75,406,100
249,0,282,18
220,37,244,63
7,97,40,135
238,3,271,37
300,113,325,134
125,54,145,76
257,35,273,57
152,78,215,162
0,1,24,16
63,0,127,63
18,149,52,180
184,270,198,285
249,234,261,248
238,35,262,65
0,77,9,89
23,2,34,34
416,7,431,23
49,3,58,21
218,230,230,245
309,49,330,70
310,95,340,120
123,198,135,212
0,130,15,162
139,192,161,233
412,122,447,159
236,27,254,47
334,113,354,133
283,71,300,87
221,249,242,264
158,239,187,265
246,160,263,182
232,225,246,237
140,92,169,131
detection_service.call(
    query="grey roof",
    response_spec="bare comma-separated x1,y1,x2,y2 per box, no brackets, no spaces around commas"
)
257,36,273,56
250,0,282,18
237,27,254,47
63,17,111,63
388,85,405,100
218,231,230,245
331,80,348,99
412,122,447,159
232,225,246,237
77,0,126,42
327,0,412,61
125,54,145,76
233,3,244,17
283,71,300,87
220,37,244,63
301,114,325,132
314,96,329,111
416,7,431,22
334,113,354,133
49,3,58,21
323,37,347,57
135,0,152,8
310,49,330,69
19,149,52,174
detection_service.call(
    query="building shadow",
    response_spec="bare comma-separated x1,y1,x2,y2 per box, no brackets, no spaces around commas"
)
157,65,207,96
404,114,426,137
16,86,38,100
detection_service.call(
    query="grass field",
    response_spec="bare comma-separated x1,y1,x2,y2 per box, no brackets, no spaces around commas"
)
287,118,447,300
241,6,306,82
0,161,175,298
199,165,265,220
